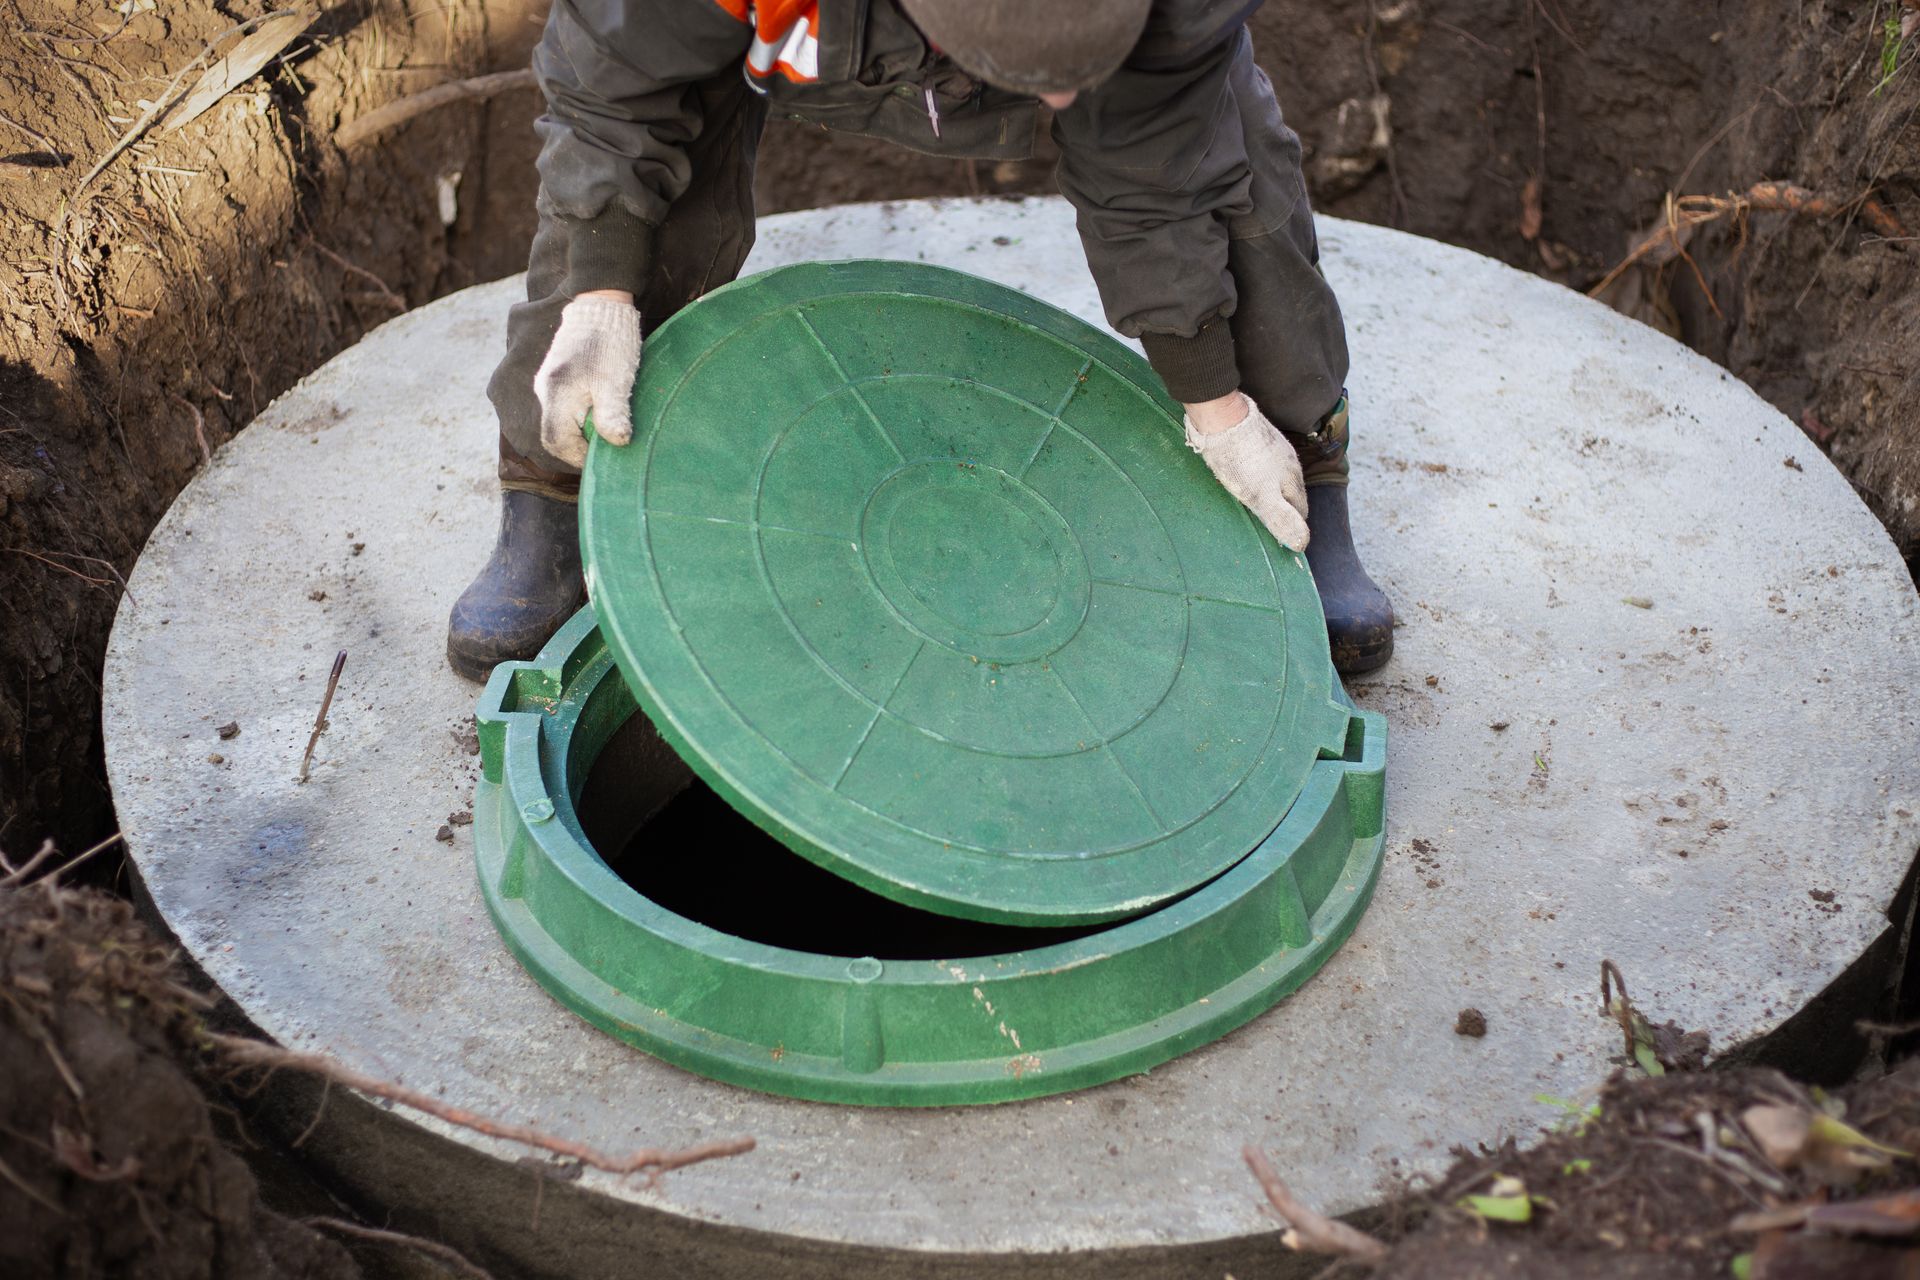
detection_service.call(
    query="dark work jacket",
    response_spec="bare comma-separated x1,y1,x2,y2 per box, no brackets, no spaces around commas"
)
533,0,1296,398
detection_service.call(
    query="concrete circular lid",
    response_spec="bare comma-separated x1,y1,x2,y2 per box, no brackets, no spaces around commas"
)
102,198,1920,1271
581,259,1349,927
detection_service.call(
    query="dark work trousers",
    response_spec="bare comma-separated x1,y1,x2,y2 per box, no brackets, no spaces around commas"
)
490,66,1352,495
1222,54,1353,486
491,72,769,499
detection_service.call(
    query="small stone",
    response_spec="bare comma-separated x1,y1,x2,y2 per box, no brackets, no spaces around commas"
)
1809,889,1835,904
435,824,454,843
1454,1007,1488,1038
207,753,224,765
1489,720,1510,731
1424,674,1440,688
217,721,240,740
447,810,473,827
1783,456,1803,472
1622,596,1654,610
351,542,366,556
308,589,327,602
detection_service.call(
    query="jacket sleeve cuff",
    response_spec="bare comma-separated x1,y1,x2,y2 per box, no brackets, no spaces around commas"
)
560,207,657,297
1140,321,1241,404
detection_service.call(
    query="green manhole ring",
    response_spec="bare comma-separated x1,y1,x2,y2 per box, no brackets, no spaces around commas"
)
474,608,1387,1107
581,260,1353,928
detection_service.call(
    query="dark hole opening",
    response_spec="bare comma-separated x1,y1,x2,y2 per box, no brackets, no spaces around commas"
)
575,713,1117,960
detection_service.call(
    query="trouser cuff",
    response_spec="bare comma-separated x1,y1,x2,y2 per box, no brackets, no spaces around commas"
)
1286,393,1351,488
498,433,580,502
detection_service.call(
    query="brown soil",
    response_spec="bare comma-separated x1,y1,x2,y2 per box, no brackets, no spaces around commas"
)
0,2,1915,1270
0,877,359,1278
1359,1060,1920,1278
0,0,548,860
9,861,1919,1280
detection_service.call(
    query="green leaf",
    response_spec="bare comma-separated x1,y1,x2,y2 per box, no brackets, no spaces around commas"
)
1808,1112,1911,1160
1461,1193,1534,1224
1730,1252,1753,1280
1876,15,1905,94
1633,1040,1666,1077
1562,1159,1593,1175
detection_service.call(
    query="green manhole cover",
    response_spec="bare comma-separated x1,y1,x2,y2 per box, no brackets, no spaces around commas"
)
473,609,1387,1106
581,260,1354,927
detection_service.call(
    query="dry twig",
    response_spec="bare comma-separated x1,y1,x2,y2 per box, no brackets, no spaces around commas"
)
0,109,63,160
1243,1146,1389,1264
0,1151,63,1215
53,832,126,883
0,839,60,889
73,8,306,193
170,393,212,465
334,68,536,148
2,831,129,890
5,546,132,601
304,1218,495,1280
304,238,405,310
209,1033,755,1182
298,650,347,783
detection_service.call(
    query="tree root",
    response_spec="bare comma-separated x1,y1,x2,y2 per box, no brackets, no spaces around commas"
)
207,1032,755,1183
1243,1145,1389,1265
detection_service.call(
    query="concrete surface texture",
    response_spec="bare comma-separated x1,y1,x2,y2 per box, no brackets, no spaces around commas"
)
103,197,1920,1276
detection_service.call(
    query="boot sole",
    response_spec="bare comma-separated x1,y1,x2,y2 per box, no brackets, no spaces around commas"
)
1331,631,1394,678
446,638,503,684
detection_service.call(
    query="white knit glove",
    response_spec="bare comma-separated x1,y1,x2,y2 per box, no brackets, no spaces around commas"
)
1184,400,1311,552
533,295,642,468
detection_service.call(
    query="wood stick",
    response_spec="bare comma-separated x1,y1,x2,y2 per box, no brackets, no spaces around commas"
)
1242,1146,1389,1264
298,650,346,783
0,839,60,888
209,1033,754,1181
51,831,125,882
334,68,537,148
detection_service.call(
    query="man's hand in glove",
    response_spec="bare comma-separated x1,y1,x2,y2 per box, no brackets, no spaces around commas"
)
1181,392,1311,552
533,289,643,469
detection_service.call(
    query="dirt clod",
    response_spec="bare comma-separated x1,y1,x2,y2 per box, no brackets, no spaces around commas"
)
1455,1007,1488,1038
0,878,358,1278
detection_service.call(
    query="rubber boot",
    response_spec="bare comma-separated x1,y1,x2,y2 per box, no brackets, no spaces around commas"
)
446,489,587,682
1304,482,1394,675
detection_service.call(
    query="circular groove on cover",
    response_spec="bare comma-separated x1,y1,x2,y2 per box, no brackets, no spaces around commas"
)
582,261,1351,926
